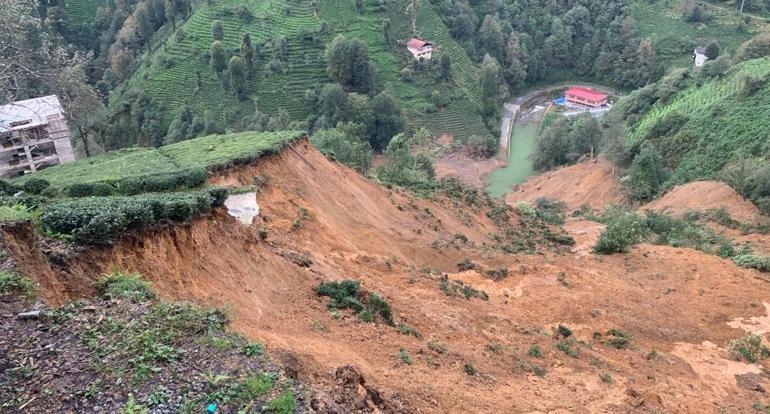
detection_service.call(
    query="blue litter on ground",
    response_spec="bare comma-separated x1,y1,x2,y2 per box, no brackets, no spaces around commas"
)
206,403,217,413
554,97,566,106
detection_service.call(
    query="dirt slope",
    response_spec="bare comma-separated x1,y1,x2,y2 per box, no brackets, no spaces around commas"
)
5,141,770,413
505,156,626,210
643,181,761,222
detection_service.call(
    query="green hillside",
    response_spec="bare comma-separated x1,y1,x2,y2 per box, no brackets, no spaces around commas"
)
616,57,770,183
115,0,489,142
631,0,757,67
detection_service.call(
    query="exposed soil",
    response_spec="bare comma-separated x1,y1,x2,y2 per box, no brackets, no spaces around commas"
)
433,153,504,188
4,141,770,413
642,181,762,223
505,156,626,210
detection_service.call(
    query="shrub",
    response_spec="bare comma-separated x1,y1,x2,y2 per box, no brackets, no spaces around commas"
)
315,280,394,325
21,178,50,195
63,182,116,197
0,179,17,196
727,334,770,363
527,345,543,358
593,213,650,254
97,271,156,302
0,270,35,296
398,348,412,365
604,329,632,349
733,255,770,272
463,363,477,376
40,188,228,244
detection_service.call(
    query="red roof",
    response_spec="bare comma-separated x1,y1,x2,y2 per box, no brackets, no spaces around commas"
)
564,87,608,102
406,38,432,49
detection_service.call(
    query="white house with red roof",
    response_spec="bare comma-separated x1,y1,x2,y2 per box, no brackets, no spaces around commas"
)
564,87,609,108
406,38,434,60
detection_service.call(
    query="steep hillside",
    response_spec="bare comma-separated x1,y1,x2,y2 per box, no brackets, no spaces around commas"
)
616,57,770,183
115,0,489,142
4,140,770,413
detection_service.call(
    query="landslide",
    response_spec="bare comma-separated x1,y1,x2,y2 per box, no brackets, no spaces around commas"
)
506,156,626,210
642,180,762,223
4,140,770,413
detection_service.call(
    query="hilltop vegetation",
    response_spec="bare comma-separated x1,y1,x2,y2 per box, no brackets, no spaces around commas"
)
608,54,770,211
13,130,301,196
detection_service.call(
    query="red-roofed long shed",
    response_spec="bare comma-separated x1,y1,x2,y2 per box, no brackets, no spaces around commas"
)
564,87,608,108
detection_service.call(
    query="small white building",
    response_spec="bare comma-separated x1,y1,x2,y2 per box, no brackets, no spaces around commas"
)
693,47,708,68
406,38,434,60
0,95,74,178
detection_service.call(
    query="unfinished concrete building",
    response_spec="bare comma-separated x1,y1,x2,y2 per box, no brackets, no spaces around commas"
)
0,95,74,178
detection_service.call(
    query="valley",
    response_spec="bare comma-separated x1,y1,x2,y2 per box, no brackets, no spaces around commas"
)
2,0,770,412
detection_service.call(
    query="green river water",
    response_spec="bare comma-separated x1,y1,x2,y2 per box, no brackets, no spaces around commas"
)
485,119,538,197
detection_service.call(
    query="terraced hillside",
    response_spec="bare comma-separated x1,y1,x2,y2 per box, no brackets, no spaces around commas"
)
64,0,103,24
631,0,760,67
621,57,770,182
116,0,489,143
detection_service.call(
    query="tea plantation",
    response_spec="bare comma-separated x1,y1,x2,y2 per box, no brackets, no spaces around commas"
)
621,57,770,182
114,0,490,143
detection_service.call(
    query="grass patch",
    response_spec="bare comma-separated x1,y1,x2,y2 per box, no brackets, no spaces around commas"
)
0,205,37,223
97,271,156,302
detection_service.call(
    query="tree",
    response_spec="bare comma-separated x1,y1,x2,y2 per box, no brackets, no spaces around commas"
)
532,117,568,171
382,19,391,49
211,20,224,40
229,55,247,98
210,41,227,74
440,54,451,82
370,92,403,150
467,134,497,158
625,144,671,201
164,105,196,144
274,36,288,62
241,33,255,76
311,122,373,173
478,16,504,62
503,33,528,89
705,40,721,60
165,0,176,26
135,3,154,46
356,0,363,14
479,54,501,119
634,38,661,87
318,83,349,125
325,35,376,94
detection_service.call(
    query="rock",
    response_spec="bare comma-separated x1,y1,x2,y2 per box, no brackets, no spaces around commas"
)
17,310,41,319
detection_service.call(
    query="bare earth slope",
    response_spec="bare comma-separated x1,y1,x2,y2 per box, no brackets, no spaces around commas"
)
4,142,770,413
506,156,626,210
643,180,762,222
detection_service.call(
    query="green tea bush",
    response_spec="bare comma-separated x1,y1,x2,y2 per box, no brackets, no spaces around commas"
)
593,212,650,254
40,188,228,244
61,168,208,197
20,178,50,195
